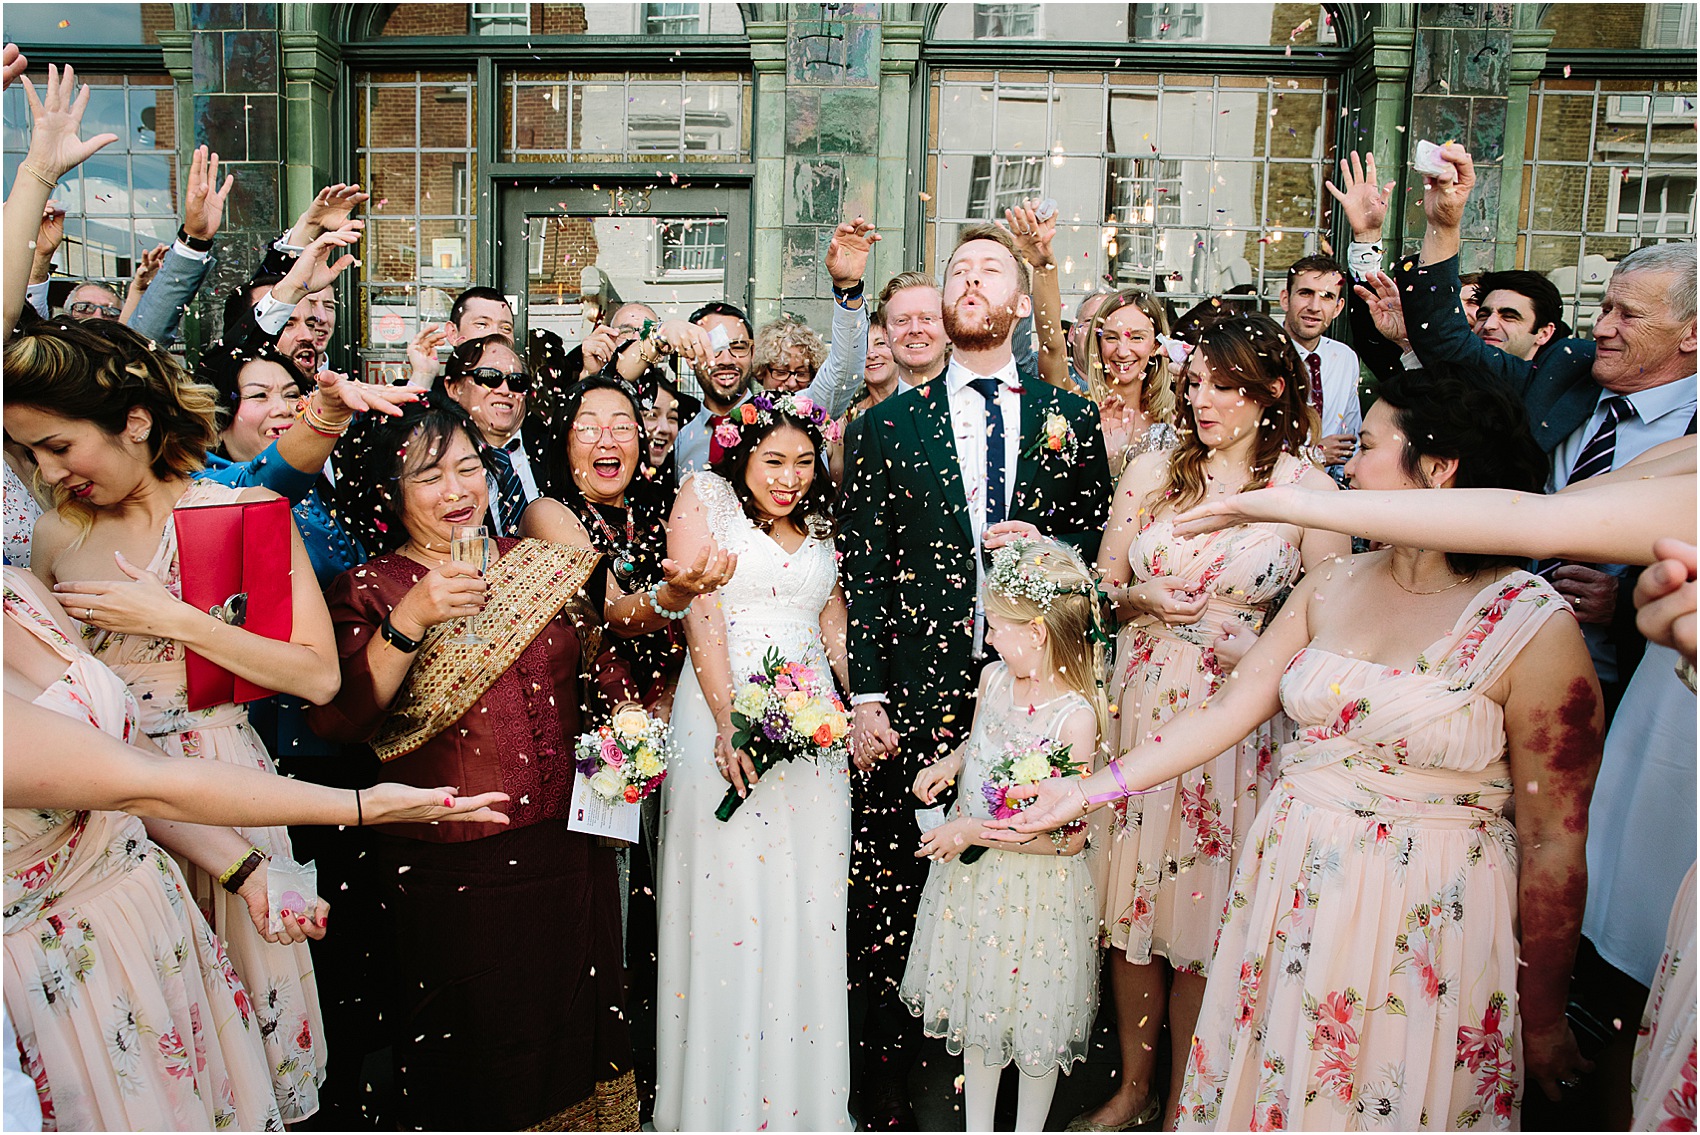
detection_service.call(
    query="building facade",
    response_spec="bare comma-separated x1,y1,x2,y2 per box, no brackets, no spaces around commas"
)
4,2,1694,380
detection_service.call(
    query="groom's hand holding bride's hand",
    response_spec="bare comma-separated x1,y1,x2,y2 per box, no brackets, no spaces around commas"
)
851,702,899,770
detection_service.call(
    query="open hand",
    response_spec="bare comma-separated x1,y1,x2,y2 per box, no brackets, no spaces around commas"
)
363,783,513,825
984,776,1088,835
130,243,168,294
21,63,119,179
273,220,363,306
407,321,451,386
1324,152,1395,242
824,216,880,290
1003,197,1057,268
3,44,26,90
182,145,235,242
659,542,737,603
1354,270,1409,346
292,183,370,245
314,369,422,419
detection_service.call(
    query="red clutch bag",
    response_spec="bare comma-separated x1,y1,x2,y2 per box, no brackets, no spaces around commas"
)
172,496,294,711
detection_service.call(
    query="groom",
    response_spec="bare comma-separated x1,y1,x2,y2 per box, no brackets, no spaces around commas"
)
840,223,1112,1126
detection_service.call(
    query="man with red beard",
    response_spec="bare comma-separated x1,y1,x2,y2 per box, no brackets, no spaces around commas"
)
840,222,1110,1129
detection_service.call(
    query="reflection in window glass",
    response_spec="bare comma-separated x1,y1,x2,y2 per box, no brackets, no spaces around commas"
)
379,3,743,37
501,71,750,162
355,71,478,373
1520,77,1697,333
2,74,177,285
1542,3,1697,51
931,3,1336,46
930,70,1336,314
1,3,173,46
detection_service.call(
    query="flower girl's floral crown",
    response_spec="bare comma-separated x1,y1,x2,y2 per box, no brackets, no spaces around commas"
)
987,538,1094,611
710,392,837,461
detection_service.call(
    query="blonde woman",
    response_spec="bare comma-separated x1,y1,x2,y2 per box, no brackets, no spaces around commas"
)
1082,289,1181,477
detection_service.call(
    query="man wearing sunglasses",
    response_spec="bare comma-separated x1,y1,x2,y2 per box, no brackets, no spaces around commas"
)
442,334,539,536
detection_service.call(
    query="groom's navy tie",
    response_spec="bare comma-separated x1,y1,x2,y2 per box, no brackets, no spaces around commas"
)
969,377,1008,529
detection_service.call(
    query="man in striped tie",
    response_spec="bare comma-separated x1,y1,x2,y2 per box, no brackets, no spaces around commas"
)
1398,140,1696,1131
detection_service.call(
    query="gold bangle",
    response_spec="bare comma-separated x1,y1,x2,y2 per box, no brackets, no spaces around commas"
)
18,162,58,191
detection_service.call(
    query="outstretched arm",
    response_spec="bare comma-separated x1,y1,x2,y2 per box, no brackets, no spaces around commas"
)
1005,199,1069,389
1172,468,1696,566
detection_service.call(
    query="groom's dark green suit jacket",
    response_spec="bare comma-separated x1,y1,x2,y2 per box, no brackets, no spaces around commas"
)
841,370,1112,779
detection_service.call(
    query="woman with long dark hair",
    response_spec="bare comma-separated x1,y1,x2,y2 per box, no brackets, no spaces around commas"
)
654,392,853,1130
307,398,644,1131
1076,314,1349,1130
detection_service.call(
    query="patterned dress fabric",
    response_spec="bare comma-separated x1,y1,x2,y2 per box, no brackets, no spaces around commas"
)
3,570,282,1131
1177,574,1566,1131
900,662,1100,1075
82,480,325,1121
1100,453,1309,972
1633,864,1697,1131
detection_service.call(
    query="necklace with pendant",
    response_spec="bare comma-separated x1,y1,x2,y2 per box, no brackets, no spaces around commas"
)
587,502,639,587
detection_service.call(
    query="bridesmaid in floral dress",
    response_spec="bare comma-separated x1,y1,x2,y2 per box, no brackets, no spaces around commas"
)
997,371,1601,1130
7,319,341,1121
1079,315,1347,1129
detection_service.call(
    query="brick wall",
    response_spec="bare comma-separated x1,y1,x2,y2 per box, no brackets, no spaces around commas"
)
1543,3,1649,51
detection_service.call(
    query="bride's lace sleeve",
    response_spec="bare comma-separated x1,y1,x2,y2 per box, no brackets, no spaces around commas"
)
692,472,747,548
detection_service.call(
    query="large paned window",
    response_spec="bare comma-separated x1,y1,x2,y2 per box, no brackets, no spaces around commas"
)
355,71,478,377
932,3,1338,46
928,71,1337,314
2,73,178,287
376,3,743,37
1518,77,1697,334
500,70,750,163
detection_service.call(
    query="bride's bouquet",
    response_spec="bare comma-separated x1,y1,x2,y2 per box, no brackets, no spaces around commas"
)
576,707,675,805
718,648,849,821
960,737,1086,863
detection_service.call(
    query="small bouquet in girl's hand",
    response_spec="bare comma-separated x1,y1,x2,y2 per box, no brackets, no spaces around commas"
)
961,738,1086,864
718,647,849,822
569,708,674,842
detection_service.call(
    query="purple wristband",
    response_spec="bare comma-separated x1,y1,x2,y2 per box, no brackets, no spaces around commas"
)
1086,758,1132,804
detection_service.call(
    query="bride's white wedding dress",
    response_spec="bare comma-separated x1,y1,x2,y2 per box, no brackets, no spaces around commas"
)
654,472,852,1131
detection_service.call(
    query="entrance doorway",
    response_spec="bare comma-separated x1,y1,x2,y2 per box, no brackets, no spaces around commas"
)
499,180,749,395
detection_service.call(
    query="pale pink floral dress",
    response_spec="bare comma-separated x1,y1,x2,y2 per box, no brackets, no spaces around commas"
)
1633,864,1697,1131
1177,573,1567,1132
1100,453,1307,972
81,480,325,1121
3,569,283,1131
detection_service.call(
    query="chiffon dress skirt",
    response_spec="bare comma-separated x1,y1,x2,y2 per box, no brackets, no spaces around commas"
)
84,479,325,1121
3,572,283,1131
1177,574,1566,1132
1099,453,1310,973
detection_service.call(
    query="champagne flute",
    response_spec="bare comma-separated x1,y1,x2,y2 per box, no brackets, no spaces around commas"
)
449,524,491,645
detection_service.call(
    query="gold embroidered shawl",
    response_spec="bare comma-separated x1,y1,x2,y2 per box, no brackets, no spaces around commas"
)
372,539,602,762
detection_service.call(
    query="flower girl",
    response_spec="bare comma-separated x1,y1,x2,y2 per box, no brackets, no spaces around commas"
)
900,537,1108,1131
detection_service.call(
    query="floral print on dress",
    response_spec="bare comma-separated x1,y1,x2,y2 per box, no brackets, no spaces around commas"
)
1176,572,1568,1131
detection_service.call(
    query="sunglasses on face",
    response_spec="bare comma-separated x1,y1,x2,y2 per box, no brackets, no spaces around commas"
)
461,366,533,393
67,301,122,318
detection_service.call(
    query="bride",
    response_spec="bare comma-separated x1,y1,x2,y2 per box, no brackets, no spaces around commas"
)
655,393,852,1131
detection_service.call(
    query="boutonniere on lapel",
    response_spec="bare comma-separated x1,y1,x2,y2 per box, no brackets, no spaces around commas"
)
1024,410,1079,462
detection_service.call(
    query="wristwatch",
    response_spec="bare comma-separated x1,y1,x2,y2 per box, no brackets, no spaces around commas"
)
379,613,423,653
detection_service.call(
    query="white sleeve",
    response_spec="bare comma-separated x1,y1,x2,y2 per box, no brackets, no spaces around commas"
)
25,281,48,320
1346,240,1383,281
254,290,296,335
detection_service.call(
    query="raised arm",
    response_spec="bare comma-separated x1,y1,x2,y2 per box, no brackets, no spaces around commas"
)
5,63,118,335
1005,199,1069,389
129,144,232,344
803,217,880,417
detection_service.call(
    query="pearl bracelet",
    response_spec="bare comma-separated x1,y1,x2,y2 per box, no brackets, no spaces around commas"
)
647,582,691,620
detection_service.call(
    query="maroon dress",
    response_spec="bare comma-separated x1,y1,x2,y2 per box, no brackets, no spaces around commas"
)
310,541,639,1131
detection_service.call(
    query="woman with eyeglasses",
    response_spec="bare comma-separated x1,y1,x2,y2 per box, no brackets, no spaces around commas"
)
307,396,653,1131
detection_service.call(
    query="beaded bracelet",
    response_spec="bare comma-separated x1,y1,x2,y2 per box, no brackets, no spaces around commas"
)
647,582,691,621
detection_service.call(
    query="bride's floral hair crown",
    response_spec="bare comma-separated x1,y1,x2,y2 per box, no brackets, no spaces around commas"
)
710,391,839,461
